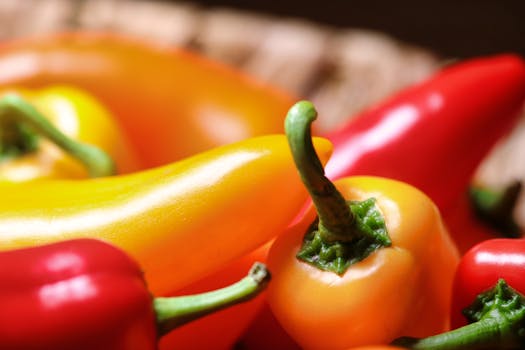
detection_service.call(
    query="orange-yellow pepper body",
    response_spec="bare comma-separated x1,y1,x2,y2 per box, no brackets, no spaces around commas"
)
0,134,332,295
0,85,140,181
267,176,459,349
0,33,296,168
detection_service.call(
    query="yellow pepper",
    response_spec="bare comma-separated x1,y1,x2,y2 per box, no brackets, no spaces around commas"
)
266,102,459,349
0,85,140,181
0,133,332,295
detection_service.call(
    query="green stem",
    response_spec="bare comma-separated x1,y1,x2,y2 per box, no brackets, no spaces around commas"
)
393,319,514,350
0,93,115,177
469,181,522,238
392,279,525,350
285,101,354,242
285,101,390,275
154,262,270,337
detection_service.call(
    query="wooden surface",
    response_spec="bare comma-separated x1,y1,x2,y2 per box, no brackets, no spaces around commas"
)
0,0,524,225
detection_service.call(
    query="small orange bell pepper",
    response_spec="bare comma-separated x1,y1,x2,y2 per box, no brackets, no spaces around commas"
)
266,101,459,349
0,32,295,167
0,85,140,181
0,132,332,296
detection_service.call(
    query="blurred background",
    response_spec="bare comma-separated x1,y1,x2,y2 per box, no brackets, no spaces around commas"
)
1,0,524,218
1,0,524,129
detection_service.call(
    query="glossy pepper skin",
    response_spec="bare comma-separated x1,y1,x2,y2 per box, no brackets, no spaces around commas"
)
0,32,295,168
323,54,525,252
266,102,459,349
394,239,525,349
451,238,525,329
241,54,525,349
0,238,270,350
0,85,140,180
0,133,332,296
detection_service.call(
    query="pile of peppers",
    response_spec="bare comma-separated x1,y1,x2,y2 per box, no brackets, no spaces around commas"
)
0,32,524,350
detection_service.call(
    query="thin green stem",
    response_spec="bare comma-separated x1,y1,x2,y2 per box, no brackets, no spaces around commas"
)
394,319,511,350
285,101,354,242
154,262,270,337
0,93,115,177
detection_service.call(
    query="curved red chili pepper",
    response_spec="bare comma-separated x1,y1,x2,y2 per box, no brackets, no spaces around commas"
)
324,54,525,218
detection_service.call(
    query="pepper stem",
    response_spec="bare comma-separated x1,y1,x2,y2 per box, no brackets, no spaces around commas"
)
469,181,522,238
154,262,270,337
285,101,354,242
392,279,525,349
286,101,390,275
0,93,115,177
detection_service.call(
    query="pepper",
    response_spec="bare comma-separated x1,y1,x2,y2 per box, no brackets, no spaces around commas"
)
159,242,271,350
266,101,459,349
0,85,140,181
0,32,295,168
323,54,525,252
393,238,525,349
240,54,525,349
0,238,270,350
0,132,332,295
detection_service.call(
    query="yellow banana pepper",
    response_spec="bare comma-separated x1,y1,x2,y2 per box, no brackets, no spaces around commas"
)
0,133,332,295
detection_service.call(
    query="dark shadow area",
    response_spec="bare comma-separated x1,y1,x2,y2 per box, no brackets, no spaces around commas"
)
175,0,525,58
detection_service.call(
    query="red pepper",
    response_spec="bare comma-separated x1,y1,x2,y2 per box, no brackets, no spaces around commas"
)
450,238,525,328
393,238,525,349
323,54,525,251
0,238,270,350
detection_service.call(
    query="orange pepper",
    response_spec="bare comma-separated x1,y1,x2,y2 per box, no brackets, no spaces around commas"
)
266,101,459,349
0,32,295,167
0,132,332,296
0,85,139,180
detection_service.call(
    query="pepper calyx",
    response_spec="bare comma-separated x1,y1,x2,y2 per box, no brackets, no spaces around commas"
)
392,279,525,350
464,279,525,338
297,197,390,275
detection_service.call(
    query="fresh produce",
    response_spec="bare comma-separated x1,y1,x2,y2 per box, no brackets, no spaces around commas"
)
0,133,332,296
393,238,525,349
0,86,139,180
0,33,295,167
266,101,459,349
0,238,269,350
323,54,525,252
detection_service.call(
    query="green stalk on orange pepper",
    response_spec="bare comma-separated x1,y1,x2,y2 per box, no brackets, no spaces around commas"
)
0,85,140,181
0,33,296,167
0,130,332,296
266,101,459,349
